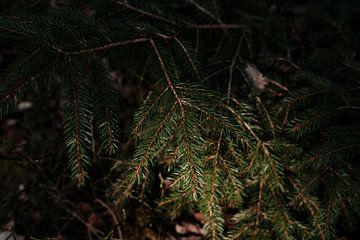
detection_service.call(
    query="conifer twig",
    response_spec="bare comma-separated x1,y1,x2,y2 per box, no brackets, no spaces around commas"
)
256,96,276,138
67,38,149,56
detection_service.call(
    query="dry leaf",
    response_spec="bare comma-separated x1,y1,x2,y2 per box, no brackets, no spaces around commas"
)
175,222,202,235
193,212,204,224
245,63,268,91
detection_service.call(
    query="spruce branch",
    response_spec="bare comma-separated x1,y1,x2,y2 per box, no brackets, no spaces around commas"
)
132,85,170,136
0,46,43,85
130,100,178,185
63,57,93,186
0,46,56,119
0,1,359,239
201,132,224,240
90,59,120,155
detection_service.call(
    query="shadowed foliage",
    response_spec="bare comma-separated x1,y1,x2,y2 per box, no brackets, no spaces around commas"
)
0,0,359,239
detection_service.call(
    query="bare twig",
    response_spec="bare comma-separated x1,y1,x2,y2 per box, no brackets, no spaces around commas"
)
268,57,300,70
227,35,245,102
343,62,360,72
187,0,222,24
174,37,201,80
67,38,148,56
49,189,104,239
267,79,289,92
96,198,123,240
116,0,244,31
115,1,177,25
187,23,245,29
253,178,264,239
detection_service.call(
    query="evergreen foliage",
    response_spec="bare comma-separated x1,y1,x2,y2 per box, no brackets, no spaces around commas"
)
0,0,359,239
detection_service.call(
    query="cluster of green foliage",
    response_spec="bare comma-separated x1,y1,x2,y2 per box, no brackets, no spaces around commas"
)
0,0,360,239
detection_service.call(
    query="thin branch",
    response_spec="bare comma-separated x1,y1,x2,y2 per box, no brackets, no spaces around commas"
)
133,86,170,135
187,0,222,24
0,46,43,85
68,57,85,185
255,96,276,138
96,198,123,240
49,189,104,239
226,104,260,142
195,29,200,55
203,66,229,82
114,1,177,25
115,0,244,31
253,178,264,239
343,62,360,72
308,144,360,163
0,26,30,39
267,57,300,70
166,40,180,80
267,79,289,92
207,131,222,239
66,38,148,56
219,154,243,193
227,36,244,102
187,23,245,29
133,101,178,176
149,39,183,106
174,37,201,81
149,39,199,197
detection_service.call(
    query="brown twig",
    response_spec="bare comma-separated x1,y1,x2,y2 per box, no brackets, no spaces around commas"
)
253,177,264,239
187,23,245,29
116,0,244,31
115,1,177,25
187,0,222,24
49,189,104,239
227,35,245,102
96,198,123,240
66,38,148,56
